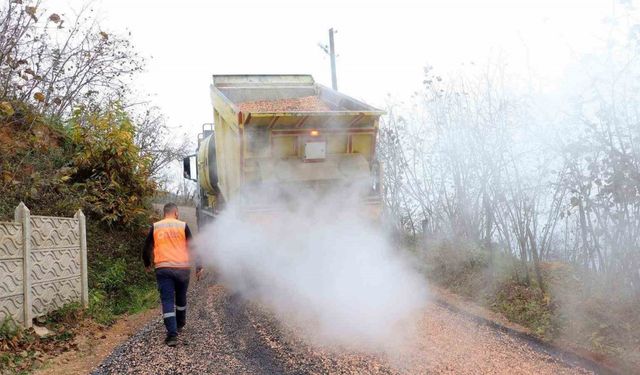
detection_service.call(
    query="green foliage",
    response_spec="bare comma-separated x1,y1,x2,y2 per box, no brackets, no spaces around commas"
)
0,317,19,340
44,302,84,326
0,220,159,372
0,5,160,372
493,282,556,339
86,276,157,326
67,103,155,226
119,285,158,315
85,220,158,324
93,257,128,294
0,101,157,226
87,290,114,325
422,240,495,298
88,254,157,323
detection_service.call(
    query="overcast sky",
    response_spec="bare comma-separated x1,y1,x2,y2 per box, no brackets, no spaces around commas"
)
57,0,620,144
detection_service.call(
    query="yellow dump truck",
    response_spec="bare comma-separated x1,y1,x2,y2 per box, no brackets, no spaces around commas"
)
183,74,384,224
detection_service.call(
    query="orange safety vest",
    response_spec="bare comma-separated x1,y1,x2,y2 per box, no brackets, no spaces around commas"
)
153,218,190,269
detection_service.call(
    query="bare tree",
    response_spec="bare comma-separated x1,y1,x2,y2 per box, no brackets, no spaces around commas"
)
379,62,573,289
380,47,640,295
132,106,192,179
0,1,143,115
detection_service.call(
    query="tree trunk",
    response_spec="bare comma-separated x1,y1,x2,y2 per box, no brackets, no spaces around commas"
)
527,226,545,292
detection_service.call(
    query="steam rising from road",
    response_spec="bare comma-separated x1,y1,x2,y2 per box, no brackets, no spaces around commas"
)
195,186,427,351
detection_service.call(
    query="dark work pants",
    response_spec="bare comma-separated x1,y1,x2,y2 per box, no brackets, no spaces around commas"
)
155,268,190,336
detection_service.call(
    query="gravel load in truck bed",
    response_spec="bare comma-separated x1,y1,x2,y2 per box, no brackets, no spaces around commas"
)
92,277,594,375
237,96,332,112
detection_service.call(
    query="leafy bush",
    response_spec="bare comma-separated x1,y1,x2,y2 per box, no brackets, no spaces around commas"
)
422,240,494,297
493,282,556,339
93,258,128,294
0,317,19,341
44,302,84,326
67,103,155,226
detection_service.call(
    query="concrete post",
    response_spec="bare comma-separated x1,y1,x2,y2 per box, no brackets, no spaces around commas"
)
75,210,88,307
15,202,32,327
329,28,338,91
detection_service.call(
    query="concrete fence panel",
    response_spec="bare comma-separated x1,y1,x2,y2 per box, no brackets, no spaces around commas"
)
0,220,25,325
0,203,87,327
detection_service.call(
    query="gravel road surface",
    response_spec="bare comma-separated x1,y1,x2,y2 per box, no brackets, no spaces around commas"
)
92,277,594,375
102,205,594,374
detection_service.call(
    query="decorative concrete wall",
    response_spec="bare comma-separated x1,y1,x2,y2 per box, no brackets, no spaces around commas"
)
0,203,87,327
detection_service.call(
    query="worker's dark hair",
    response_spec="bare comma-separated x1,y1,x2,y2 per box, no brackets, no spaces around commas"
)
163,202,178,216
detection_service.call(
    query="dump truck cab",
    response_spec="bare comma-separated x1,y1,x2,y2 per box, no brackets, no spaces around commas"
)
185,74,384,225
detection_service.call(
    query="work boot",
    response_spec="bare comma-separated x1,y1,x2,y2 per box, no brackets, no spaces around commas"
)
165,334,178,347
177,323,185,333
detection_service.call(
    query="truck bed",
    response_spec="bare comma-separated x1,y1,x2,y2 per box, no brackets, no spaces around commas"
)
206,74,384,206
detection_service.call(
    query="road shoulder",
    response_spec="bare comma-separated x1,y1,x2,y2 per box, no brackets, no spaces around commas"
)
32,306,160,375
429,284,622,375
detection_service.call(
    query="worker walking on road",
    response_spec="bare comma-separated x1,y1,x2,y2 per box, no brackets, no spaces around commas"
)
143,203,203,347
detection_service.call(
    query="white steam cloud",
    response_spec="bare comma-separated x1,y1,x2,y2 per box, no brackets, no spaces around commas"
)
195,186,428,351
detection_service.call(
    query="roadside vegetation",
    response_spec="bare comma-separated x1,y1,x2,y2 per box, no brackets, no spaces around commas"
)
379,6,640,371
0,2,188,373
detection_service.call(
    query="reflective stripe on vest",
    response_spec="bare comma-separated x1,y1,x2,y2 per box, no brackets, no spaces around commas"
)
153,219,190,268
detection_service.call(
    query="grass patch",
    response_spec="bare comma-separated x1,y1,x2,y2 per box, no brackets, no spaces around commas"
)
84,220,159,324
492,281,555,339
